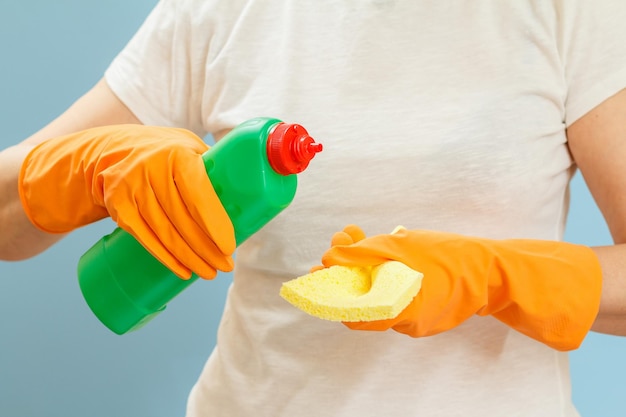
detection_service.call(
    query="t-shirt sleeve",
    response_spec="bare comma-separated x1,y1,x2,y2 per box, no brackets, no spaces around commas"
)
560,1,626,127
104,0,208,136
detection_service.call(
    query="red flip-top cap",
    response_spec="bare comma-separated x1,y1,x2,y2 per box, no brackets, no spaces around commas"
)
266,123,323,175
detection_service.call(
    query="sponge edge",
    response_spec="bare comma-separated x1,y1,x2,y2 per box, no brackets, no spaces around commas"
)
279,261,423,322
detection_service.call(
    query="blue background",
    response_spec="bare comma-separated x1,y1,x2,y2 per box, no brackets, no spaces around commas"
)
0,1,624,416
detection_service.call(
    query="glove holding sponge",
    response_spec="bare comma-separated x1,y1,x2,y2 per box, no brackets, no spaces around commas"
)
282,225,603,351
280,225,423,322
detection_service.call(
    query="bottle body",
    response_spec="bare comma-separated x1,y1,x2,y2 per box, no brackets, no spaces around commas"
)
205,117,298,245
77,117,304,335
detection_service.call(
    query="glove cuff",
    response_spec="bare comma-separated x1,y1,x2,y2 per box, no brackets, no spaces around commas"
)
486,240,603,351
19,140,107,233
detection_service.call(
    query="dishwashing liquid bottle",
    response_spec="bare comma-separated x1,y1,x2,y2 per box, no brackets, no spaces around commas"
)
76,117,323,334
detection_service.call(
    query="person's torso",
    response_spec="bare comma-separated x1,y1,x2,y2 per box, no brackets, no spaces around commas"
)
186,1,578,416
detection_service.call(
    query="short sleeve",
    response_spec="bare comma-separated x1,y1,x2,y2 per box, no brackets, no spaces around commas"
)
104,0,209,136
559,1,626,127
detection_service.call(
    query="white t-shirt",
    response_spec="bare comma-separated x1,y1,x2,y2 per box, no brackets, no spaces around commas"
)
105,1,626,416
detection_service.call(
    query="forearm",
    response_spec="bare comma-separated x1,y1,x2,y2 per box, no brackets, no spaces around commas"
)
590,244,626,335
0,143,65,259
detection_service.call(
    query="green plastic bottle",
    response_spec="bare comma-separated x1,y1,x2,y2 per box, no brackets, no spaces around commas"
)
77,117,323,335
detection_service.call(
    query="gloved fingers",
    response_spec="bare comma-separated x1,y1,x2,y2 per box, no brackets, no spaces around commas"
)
173,153,236,256
321,228,435,269
330,231,354,247
310,225,368,272
321,235,399,268
323,225,417,268
137,185,234,278
329,224,368,247
149,158,235,272
342,224,367,243
109,180,230,280
114,211,198,279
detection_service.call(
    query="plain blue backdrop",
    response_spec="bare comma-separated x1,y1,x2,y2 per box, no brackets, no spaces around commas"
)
0,1,624,416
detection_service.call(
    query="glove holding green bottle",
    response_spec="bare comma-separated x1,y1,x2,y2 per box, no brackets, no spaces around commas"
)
19,117,322,334
19,123,235,279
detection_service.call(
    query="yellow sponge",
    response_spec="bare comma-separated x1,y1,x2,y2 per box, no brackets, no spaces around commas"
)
279,261,423,322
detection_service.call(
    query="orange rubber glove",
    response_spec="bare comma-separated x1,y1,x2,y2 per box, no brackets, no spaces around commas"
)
19,124,235,279
320,225,603,351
